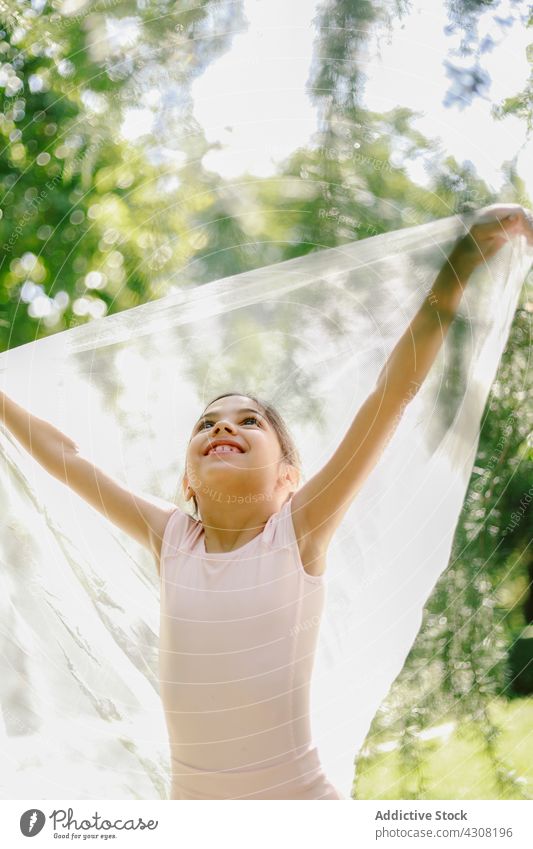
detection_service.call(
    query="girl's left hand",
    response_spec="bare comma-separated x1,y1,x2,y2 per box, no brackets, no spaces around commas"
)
453,204,533,270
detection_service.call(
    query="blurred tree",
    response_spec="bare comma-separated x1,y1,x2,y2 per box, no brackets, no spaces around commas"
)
0,0,246,348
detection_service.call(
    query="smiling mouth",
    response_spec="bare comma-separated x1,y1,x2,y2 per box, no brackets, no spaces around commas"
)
206,445,244,456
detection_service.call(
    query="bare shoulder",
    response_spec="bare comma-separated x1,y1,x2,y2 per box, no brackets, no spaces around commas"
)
289,496,328,578
148,500,185,574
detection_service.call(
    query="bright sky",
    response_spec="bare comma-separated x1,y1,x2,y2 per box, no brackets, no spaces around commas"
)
122,0,531,197
189,0,533,192
191,0,318,178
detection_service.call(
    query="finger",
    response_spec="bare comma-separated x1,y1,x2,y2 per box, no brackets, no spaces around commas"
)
474,204,524,226
476,202,523,217
470,211,523,236
522,208,533,229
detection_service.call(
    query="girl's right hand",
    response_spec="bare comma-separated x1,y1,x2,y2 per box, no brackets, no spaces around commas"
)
453,204,533,270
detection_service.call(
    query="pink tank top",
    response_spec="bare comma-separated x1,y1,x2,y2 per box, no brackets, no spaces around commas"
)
159,495,326,774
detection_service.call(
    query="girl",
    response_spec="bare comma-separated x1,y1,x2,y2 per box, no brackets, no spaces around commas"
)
1,205,532,799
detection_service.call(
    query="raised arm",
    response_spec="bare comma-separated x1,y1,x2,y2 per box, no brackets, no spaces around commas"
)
0,391,179,573
291,204,533,556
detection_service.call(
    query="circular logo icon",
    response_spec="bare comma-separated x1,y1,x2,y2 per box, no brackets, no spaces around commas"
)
20,809,46,837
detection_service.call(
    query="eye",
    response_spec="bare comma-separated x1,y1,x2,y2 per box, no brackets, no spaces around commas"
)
197,415,261,431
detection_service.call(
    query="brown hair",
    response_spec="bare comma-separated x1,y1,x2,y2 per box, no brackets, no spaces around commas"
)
185,392,303,519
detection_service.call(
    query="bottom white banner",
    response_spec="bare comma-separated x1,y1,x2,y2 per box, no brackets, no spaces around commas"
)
1,799,532,848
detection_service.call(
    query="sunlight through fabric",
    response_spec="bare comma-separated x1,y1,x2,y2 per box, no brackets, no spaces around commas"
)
0,212,531,799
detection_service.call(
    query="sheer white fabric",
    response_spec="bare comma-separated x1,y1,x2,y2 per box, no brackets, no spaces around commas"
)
0,212,531,799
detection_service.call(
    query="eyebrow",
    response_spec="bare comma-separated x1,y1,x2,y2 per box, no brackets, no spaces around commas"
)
195,407,264,427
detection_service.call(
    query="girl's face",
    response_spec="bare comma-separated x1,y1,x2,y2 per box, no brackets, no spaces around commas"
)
183,395,296,509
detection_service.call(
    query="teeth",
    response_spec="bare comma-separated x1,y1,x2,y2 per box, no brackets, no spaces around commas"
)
208,445,241,454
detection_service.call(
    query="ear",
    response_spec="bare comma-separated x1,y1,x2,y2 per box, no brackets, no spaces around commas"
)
280,461,300,493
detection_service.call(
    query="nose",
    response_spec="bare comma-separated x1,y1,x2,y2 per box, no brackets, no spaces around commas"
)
212,418,236,435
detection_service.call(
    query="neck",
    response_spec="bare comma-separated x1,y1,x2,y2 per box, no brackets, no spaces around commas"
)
197,496,287,552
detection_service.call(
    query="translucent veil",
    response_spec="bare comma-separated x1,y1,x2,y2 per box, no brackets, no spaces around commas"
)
0,212,531,800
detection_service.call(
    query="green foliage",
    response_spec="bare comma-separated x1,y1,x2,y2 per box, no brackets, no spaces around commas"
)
355,697,533,799
0,0,246,347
